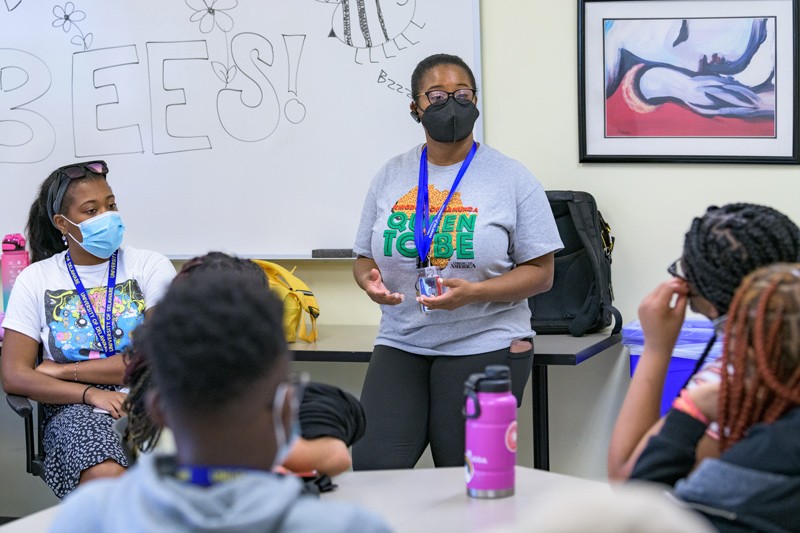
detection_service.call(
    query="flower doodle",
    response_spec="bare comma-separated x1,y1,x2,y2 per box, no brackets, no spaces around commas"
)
186,0,238,86
51,2,93,50
187,0,237,34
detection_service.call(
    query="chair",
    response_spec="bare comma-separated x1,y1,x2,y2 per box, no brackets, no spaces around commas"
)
5,345,46,479
4,346,135,482
6,393,46,479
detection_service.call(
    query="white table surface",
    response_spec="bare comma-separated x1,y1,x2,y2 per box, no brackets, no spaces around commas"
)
0,466,608,532
324,466,610,532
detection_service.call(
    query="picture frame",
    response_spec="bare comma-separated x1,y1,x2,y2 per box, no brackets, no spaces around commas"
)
578,0,799,164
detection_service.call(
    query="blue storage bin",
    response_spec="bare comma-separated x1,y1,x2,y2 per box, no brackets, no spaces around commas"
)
623,318,721,416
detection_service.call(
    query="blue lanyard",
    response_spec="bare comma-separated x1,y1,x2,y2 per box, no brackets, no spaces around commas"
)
174,465,252,487
64,250,118,357
414,142,477,266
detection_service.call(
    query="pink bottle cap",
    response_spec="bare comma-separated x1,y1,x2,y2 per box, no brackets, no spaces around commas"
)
2,233,26,251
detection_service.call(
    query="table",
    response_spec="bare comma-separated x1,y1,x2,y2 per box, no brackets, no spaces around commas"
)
0,466,609,532
1,328,622,470
325,466,610,532
290,325,621,471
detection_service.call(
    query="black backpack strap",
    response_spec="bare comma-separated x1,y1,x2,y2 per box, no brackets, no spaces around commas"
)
563,193,621,336
597,210,623,335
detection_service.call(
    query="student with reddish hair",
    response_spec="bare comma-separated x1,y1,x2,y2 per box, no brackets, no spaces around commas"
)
631,263,800,532
608,203,800,481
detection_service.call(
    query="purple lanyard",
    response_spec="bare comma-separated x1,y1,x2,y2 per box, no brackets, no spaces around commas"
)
414,142,477,266
64,250,118,357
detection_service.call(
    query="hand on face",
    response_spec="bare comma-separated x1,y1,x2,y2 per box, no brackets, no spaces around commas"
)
638,278,690,356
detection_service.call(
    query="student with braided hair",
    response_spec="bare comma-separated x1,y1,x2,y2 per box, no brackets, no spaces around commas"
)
631,263,800,532
608,203,800,481
120,252,365,477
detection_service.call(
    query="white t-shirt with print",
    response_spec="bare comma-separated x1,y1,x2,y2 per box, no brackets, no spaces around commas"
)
2,246,175,363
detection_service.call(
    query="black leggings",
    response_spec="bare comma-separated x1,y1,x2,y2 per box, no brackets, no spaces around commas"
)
352,343,532,470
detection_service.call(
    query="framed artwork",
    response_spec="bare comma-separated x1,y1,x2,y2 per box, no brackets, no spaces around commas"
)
578,0,799,163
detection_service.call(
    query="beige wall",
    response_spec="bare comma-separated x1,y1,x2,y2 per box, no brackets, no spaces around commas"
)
480,0,800,325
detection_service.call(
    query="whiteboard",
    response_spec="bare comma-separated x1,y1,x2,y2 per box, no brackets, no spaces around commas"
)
0,0,482,258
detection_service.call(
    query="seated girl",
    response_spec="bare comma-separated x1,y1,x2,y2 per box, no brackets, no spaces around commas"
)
608,203,800,481
630,263,800,532
1,161,175,497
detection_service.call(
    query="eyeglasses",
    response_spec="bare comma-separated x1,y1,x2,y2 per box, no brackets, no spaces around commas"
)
47,160,110,223
667,258,688,282
417,88,476,106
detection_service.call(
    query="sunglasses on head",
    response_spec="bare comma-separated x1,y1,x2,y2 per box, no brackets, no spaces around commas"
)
56,160,109,180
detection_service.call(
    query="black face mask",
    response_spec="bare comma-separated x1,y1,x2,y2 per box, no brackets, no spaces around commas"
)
420,98,479,143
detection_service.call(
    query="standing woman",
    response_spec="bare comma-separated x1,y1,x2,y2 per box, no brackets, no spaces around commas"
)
1,161,175,497
352,54,562,469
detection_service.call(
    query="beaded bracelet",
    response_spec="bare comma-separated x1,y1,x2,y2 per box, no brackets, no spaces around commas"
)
74,361,79,382
81,384,94,405
672,389,710,425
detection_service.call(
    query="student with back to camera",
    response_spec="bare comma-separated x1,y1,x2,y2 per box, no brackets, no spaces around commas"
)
630,263,800,532
121,251,365,477
607,203,800,481
0,161,175,498
352,53,562,469
52,269,392,532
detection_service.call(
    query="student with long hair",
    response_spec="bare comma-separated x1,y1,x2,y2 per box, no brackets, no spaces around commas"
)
121,252,365,477
631,263,800,531
607,203,800,481
0,161,175,497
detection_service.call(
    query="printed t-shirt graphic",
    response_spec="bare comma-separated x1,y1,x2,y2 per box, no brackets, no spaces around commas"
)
45,279,145,362
384,185,478,269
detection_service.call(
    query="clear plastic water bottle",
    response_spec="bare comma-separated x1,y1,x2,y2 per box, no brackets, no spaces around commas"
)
464,364,517,498
2,233,30,311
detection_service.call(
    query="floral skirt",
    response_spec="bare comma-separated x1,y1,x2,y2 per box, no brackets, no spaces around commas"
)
43,392,128,498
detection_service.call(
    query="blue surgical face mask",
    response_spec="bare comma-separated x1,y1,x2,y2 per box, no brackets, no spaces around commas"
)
271,381,301,469
64,211,125,259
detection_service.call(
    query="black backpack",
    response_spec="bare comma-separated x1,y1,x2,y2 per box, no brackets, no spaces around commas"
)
529,190,622,337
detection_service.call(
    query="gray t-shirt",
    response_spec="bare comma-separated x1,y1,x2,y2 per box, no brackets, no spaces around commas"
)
354,143,562,356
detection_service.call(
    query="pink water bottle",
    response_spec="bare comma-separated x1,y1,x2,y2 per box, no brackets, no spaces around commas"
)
2,233,30,311
464,364,517,499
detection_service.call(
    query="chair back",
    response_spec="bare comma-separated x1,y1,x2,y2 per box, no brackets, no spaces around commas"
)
4,344,46,479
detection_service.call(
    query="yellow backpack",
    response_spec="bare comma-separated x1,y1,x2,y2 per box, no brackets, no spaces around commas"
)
251,260,319,343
